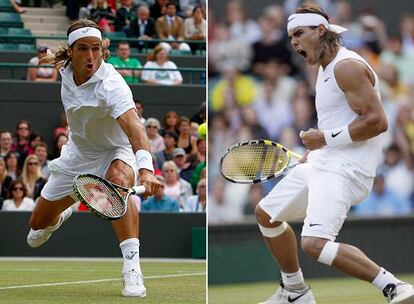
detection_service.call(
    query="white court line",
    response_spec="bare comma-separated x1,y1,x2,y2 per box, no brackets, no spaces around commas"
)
0,272,205,290
0,257,205,263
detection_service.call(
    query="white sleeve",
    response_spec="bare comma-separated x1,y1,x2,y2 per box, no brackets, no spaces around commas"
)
141,62,154,81
169,62,183,82
104,74,135,119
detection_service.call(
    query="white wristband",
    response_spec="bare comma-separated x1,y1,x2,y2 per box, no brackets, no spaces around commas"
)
323,126,352,146
135,150,154,173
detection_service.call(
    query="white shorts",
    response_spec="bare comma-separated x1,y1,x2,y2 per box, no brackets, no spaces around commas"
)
258,163,373,241
41,143,136,201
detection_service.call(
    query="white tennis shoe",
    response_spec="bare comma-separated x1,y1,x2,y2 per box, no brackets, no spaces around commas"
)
122,269,146,297
385,282,414,304
27,207,73,248
258,282,316,304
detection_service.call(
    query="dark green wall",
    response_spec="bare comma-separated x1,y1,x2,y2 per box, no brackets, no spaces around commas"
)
209,216,414,284
0,80,205,148
0,212,206,258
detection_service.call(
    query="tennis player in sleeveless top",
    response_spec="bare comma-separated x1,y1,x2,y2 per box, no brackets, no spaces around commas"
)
254,4,414,304
26,19,160,298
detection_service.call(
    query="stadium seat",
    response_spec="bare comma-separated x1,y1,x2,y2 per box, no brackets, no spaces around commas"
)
104,31,126,40
17,43,35,51
0,12,23,28
169,49,192,56
0,42,16,50
7,27,34,44
0,0,13,13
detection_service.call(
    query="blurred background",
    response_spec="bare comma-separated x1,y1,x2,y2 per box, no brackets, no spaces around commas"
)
208,0,414,302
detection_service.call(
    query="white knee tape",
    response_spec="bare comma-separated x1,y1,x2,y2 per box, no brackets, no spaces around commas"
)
258,222,288,238
317,241,340,266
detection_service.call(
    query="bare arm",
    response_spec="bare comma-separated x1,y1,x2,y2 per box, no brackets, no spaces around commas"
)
117,108,160,194
336,59,388,141
300,59,388,150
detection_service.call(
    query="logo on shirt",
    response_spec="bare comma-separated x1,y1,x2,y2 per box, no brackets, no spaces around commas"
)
309,223,322,227
331,130,343,138
324,77,331,82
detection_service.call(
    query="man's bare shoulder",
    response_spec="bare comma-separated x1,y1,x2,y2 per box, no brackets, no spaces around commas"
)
334,59,373,92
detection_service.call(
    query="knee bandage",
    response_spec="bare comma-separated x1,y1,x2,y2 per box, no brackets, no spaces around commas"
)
258,222,288,238
317,241,340,266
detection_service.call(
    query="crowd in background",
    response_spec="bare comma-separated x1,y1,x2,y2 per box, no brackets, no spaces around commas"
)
0,100,206,213
208,0,414,223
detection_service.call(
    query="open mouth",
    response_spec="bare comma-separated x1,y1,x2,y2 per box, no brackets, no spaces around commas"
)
86,63,93,70
297,50,307,59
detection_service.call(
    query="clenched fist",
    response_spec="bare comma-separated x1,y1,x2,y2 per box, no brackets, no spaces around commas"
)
299,128,326,150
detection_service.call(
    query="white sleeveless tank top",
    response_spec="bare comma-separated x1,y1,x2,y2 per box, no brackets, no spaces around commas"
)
308,47,385,177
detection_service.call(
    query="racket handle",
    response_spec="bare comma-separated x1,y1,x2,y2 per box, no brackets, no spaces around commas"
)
132,185,146,194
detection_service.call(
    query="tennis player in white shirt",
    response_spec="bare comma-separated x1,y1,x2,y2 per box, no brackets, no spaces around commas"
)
254,4,414,304
26,19,160,298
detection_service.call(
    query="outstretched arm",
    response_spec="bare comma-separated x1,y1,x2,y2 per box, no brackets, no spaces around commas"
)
117,108,160,195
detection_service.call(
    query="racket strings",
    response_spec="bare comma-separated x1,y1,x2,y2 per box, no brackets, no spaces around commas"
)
75,176,125,217
222,144,288,180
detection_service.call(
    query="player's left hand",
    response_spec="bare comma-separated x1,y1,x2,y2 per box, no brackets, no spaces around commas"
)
299,128,326,150
139,169,161,197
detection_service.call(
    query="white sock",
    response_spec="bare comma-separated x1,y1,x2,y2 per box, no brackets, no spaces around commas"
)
281,269,307,290
120,238,142,275
372,268,401,291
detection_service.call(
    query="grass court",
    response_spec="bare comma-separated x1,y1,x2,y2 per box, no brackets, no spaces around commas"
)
209,274,414,304
0,258,206,304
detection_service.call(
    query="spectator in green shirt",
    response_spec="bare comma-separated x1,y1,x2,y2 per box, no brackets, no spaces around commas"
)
107,41,142,83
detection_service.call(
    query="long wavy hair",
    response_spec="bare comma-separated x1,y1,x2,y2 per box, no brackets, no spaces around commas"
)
41,19,110,69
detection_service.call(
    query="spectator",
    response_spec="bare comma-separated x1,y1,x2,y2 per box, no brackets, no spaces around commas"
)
4,151,20,180
2,180,35,211
54,113,69,139
184,6,206,41
183,178,206,212
0,159,12,207
90,0,116,32
29,134,43,152
163,110,180,132
353,174,412,216
155,2,191,51
177,116,197,154
186,138,205,169
21,155,46,200
190,101,206,125
161,160,192,209
128,5,156,51
150,0,168,20
189,158,205,191
107,42,142,84
141,45,183,85
154,130,178,169
171,147,193,181
134,99,146,124
27,45,58,82
114,0,135,32
0,131,13,159
52,133,68,159
145,117,165,153
11,0,25,14
141,175,179,212
34,142,50,179
400,14,414,53
12,120,32,167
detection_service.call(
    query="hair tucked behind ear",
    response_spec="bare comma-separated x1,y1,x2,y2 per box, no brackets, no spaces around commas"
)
40,19,110,69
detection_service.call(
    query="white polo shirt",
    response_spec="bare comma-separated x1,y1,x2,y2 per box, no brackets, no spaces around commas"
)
60,61,135,158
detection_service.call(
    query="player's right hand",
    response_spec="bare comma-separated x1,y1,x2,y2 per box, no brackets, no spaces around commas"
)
298,150,310,163
138,169,161,197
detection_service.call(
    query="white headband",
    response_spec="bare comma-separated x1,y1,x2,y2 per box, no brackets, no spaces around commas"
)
68,27,102,45
287,13,348,34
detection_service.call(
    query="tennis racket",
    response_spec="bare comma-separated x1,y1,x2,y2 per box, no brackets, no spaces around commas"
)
72,173,146,221
219,139,303,184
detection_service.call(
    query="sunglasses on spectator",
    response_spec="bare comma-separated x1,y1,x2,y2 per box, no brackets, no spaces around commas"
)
12,187,24,191
28,162,38,166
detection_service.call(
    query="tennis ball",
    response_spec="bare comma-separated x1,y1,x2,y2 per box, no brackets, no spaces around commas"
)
198,122,207,139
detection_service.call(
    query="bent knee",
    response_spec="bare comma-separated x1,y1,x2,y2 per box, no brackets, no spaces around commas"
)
106,160,134,187
255,205,272,226
301,236,328,260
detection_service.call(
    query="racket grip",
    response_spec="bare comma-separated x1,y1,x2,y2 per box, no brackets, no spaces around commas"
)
132,185,146,194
